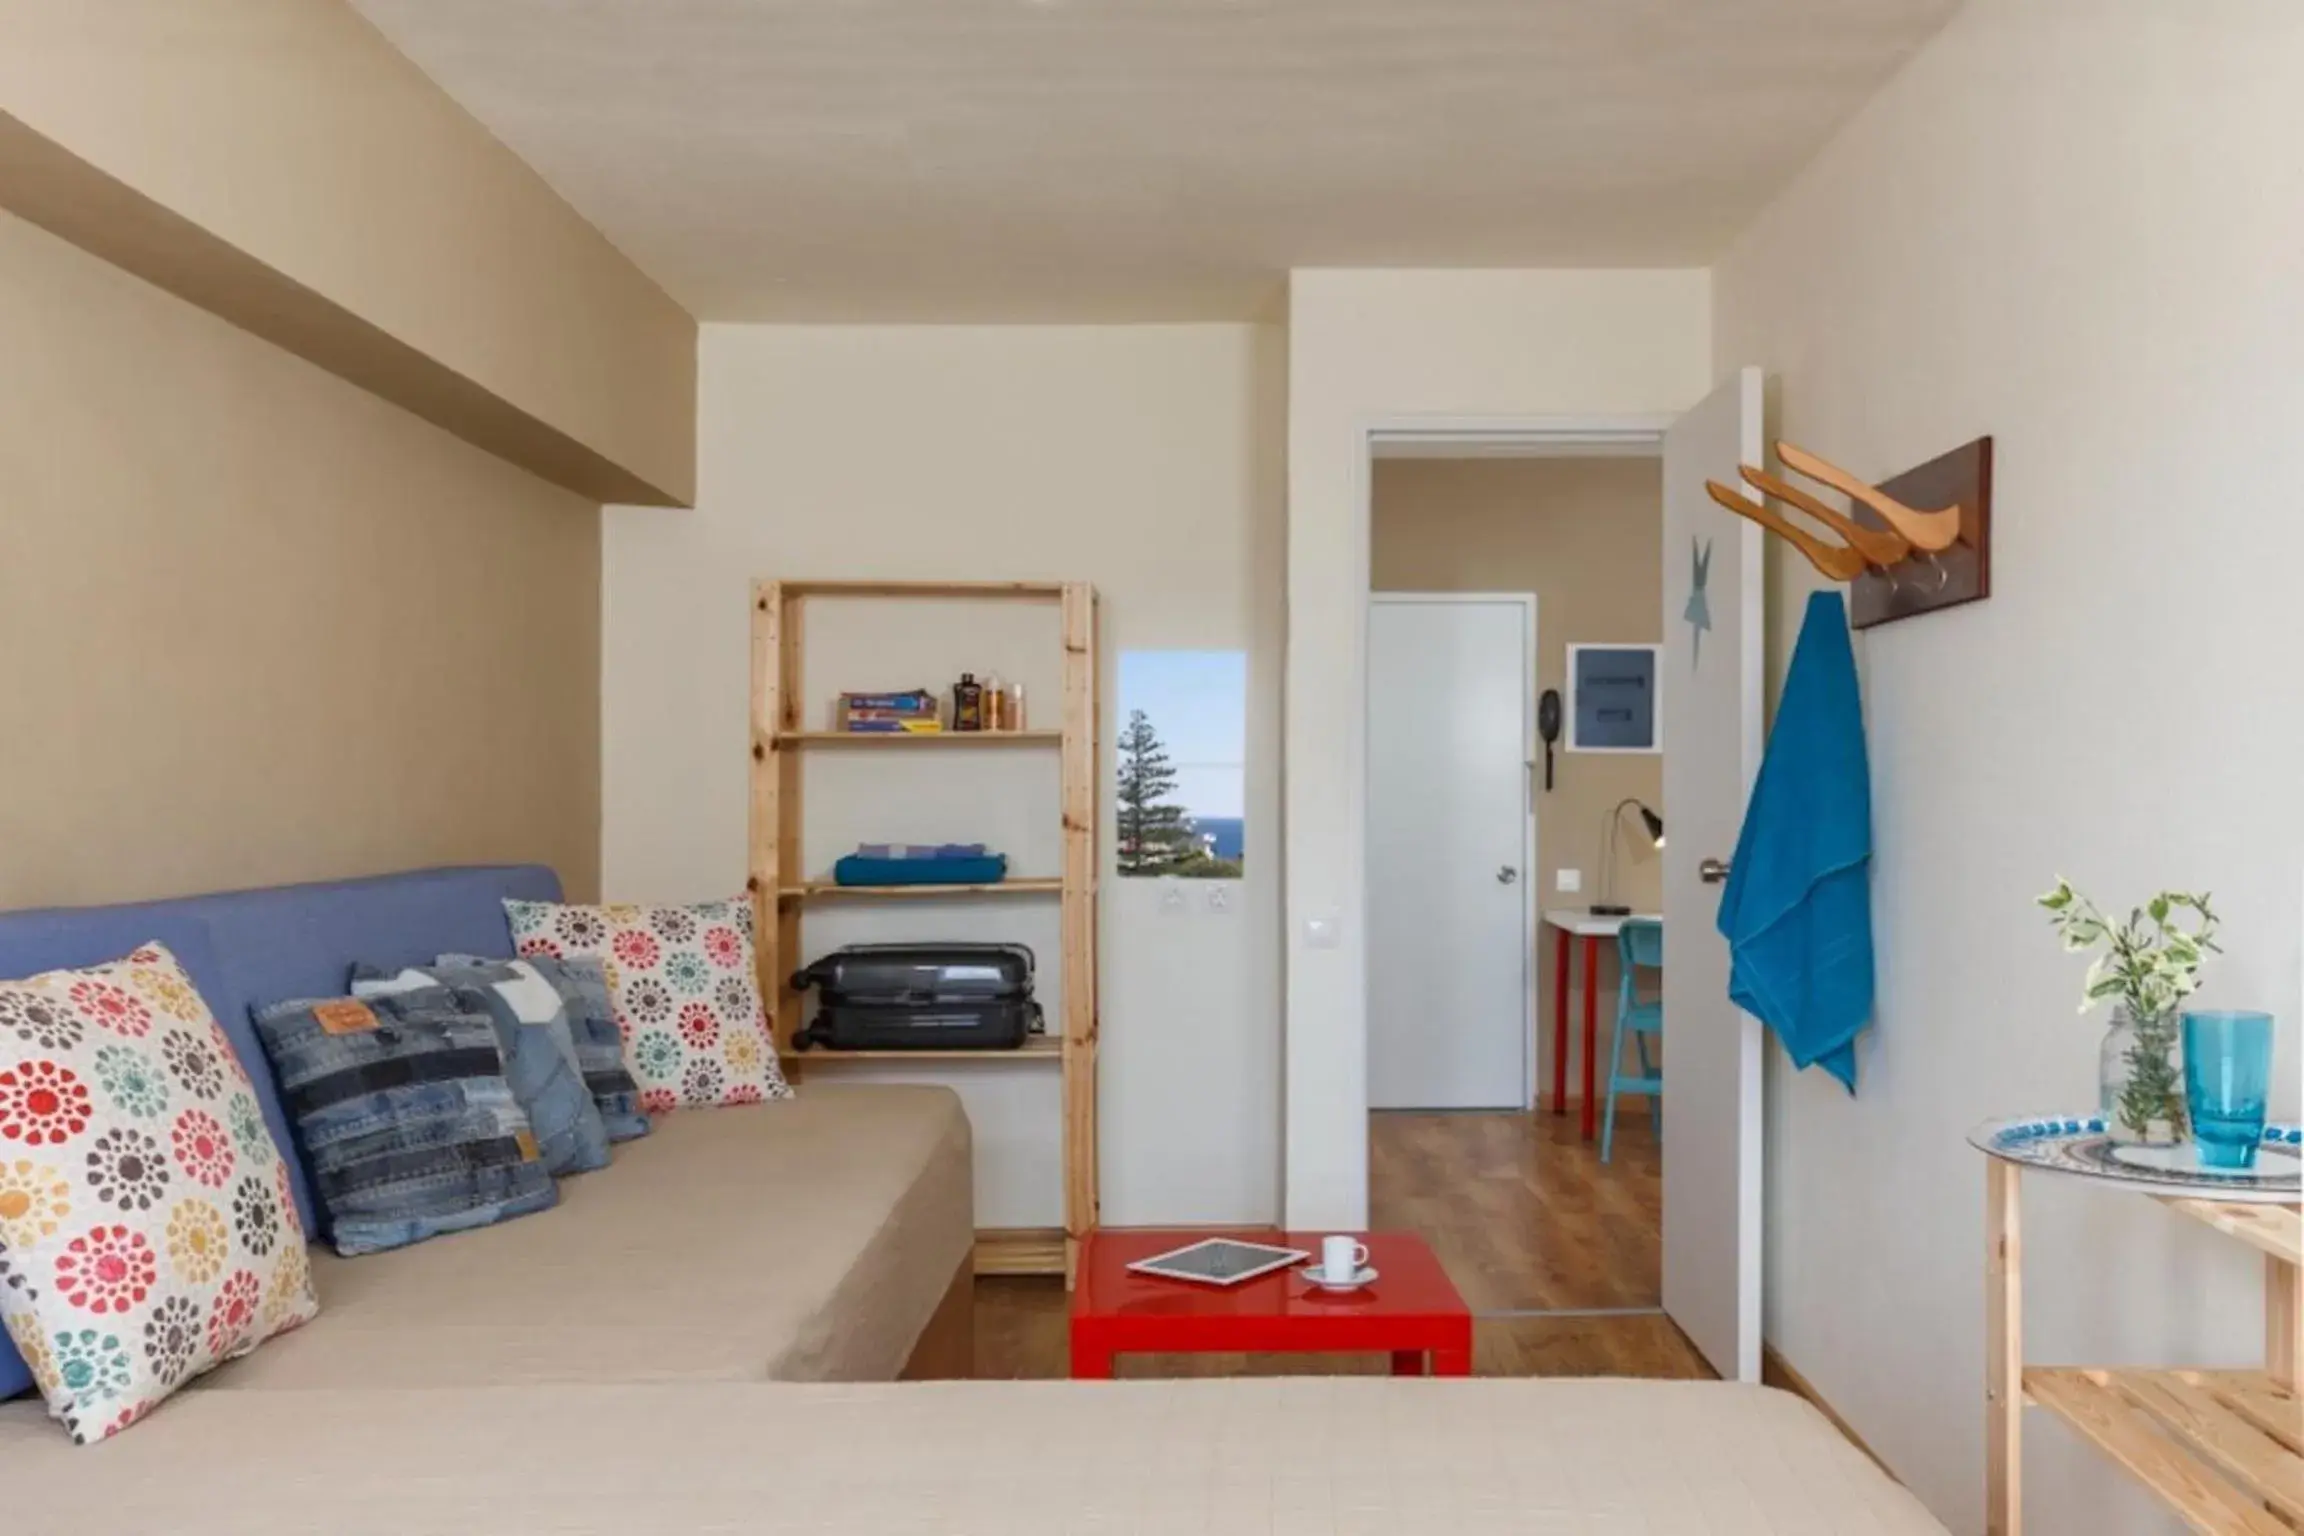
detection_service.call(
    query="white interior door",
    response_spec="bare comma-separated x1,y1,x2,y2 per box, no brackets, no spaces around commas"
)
1367,595,1533,1110
1660,367,1767,1382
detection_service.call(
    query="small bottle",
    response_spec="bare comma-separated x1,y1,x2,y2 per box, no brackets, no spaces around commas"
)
954,673,985,731
1006,682,1027,732
983,673,1006,731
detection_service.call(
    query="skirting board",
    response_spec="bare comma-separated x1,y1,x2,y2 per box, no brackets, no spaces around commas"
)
1764,1344,1897,1480
975,1227,1067,1277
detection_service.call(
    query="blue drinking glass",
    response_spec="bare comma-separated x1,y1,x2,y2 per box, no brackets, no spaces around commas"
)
2182,1010,2275,1170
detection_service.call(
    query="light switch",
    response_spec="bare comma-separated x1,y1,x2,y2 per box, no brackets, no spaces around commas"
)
1556,868,1583,894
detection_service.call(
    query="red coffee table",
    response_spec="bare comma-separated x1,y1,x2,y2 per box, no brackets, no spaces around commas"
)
1069,1230,1472,1379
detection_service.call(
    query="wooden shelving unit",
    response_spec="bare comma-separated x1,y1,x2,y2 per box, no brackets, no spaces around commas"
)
1986,1163,2300,1533
749,579,1100,1282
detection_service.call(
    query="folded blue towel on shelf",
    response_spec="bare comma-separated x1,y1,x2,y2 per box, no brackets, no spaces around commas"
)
835,853,1008,887
1716,590,1875,1091
854,843,989,860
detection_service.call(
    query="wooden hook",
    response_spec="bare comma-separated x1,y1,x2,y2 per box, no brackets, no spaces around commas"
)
1704,480,1868,582
1777,442,1963,553
1740,465,1911,569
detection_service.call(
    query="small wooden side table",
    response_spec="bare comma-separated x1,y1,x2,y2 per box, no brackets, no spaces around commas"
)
1976,1119,2301,1534
1069,1230,1473,1379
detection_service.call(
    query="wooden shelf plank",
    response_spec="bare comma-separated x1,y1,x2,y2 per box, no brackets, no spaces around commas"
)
775,730,1062,747
794,1038,1062,1064
2160,1198,2303,1267
778,879,1063,902
782,579,1066,600
2119,1371,2304,1521
2026,1368,2295,1534
2180,1370,2304,1455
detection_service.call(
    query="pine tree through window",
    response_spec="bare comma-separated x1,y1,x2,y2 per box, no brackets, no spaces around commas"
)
1115,651,1246,878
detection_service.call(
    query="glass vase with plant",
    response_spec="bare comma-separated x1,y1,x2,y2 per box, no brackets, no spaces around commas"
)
2038,879,2219,1145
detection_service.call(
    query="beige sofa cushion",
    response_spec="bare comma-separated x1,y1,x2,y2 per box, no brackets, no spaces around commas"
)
195,1084,970,1390
0,1377,1949,1534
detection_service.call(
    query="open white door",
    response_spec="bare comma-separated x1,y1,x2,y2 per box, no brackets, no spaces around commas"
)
1660,367,1766,1383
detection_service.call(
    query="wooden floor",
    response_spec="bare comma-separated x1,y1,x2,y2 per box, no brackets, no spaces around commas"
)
1371,1107,1662,1312
975,1107,1709,1380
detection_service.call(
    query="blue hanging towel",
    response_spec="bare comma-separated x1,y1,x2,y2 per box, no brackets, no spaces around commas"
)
1715,590,1875,1091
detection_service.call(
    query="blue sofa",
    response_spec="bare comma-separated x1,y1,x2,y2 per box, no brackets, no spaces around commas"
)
0,864,975,1419
0,865,561,1400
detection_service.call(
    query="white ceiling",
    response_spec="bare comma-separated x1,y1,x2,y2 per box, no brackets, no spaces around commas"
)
351,0,1957,322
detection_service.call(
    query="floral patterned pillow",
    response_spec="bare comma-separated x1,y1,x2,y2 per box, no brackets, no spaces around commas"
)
0,944,319,1443
503,898,790,1112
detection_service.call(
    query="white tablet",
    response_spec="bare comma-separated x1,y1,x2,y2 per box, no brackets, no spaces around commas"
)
1123,1237,1310,1287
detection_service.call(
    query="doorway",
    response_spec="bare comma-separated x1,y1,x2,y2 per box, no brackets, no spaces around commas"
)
1363,448,1679,1356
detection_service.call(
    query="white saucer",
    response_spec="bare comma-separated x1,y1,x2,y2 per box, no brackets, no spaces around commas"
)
1299,1264,1378,1293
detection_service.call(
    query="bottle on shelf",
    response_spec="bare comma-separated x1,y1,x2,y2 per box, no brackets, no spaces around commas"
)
1006,682,1027,731
953,672,985,731
983,672,1007,731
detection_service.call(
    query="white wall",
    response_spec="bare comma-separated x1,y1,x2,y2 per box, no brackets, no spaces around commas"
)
603,324,1286,1228
1284,270,1713,1225
1714,3,2304,1531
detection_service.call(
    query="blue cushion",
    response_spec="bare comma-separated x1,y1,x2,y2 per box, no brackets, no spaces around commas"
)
352,959,612,1176
251,985,558,1256
0,863,560,1399
441,954,649,1143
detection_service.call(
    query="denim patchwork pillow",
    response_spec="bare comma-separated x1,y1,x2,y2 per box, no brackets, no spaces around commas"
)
351,961,610,1176
250,987,556,1256
438,955,647,1142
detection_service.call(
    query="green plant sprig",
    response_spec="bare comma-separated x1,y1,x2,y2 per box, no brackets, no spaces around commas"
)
2037,878,2220,1022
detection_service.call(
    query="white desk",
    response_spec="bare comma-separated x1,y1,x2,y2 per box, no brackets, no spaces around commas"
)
1541,909,1662,1139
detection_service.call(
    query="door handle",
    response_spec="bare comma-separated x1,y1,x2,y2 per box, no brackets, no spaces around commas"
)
1699,857,1731,885
1497,866,1519,885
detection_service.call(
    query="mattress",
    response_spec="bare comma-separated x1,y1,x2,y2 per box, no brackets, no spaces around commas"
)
0,1377,1949,1534
195,1084,974,1390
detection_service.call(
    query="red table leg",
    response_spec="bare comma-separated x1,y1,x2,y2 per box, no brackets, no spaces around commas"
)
1581,933,1601,1141
1070,1332,1115,1380
1432,1326,1473,1377
1390,1350,1425,1376
1551,927,1571,1115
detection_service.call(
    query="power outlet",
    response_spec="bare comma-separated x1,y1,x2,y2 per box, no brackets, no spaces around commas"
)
1556,868,1583,894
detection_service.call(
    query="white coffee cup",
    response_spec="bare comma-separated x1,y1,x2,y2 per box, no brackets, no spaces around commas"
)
1319,1234,1370,1283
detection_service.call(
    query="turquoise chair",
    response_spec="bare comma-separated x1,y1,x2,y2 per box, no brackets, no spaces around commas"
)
1600,918,1663,1164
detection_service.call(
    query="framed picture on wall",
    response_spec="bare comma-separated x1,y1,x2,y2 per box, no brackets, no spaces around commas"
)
1566,643,1662,753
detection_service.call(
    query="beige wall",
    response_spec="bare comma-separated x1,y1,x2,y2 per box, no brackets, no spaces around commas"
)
603,323,1286,1229
1284,268,1713,1225
0,0,696,506
0,206,601,910
1716,2,2303,1531
1371,456,1663,1100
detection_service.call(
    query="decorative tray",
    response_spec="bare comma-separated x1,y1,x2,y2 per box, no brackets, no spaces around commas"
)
1970,1116,2302,1202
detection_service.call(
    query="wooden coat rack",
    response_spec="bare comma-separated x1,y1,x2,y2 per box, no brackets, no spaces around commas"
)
1706,437,1993,628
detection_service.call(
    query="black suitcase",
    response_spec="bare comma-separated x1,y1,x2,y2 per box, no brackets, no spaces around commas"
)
792,944,1040,1052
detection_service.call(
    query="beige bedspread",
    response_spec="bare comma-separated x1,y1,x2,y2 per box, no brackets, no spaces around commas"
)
0,1377,1947,1533
200,1084,974,1390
